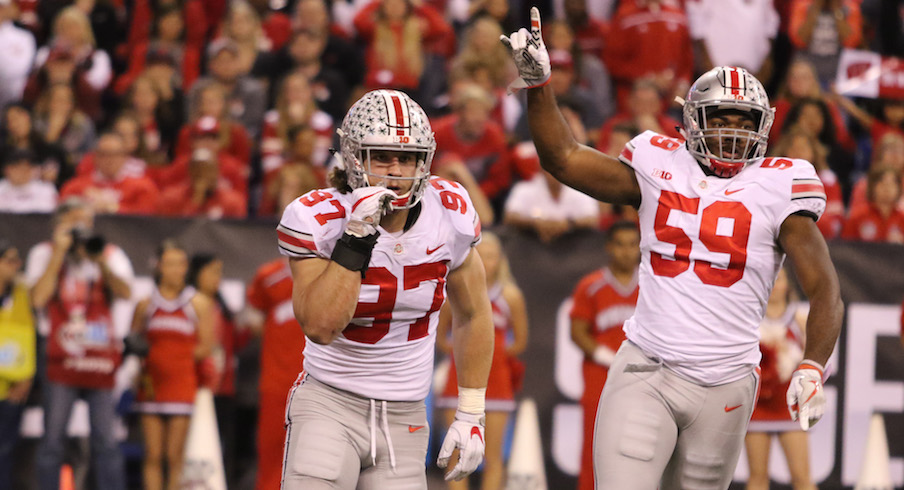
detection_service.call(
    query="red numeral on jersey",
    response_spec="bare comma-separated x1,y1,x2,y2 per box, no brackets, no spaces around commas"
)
760,157,792,170
299,190,347,225
650,136,682,151
440,191,467,214
652,191,752,287
342,262,448,343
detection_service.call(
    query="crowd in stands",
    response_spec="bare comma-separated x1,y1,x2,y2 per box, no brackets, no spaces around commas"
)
0,0,900,243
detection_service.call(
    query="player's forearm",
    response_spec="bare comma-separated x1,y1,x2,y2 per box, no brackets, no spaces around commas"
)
293,262,362,344
527,85,580,179
452,309,494,389
801,284,843,367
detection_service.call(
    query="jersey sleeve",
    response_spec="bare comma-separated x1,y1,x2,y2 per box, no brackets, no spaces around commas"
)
618,130,680,184
276,189,346,259
430,177,481,270
777,160,827,226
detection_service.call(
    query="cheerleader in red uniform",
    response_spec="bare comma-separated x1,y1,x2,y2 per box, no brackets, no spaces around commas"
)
437,231,529,490
130,241,214,490
745,267,815,490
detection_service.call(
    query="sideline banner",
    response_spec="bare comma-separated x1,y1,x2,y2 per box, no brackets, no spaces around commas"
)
2,214,902,489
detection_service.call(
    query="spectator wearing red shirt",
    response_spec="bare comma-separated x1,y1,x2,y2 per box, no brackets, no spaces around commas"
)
835,96,904,153
595,79,682,154
353,0,452,91
603,0,693,113
259,72,333,189
770,59,854,152
842,166,904,243
433,83,511,206
174,83,251,165
75,113,157,177
186,39,267,140
156,148,247,219
771,127,845,239
563,0,609,62
570,221,640,490
113,5,202,95
848,133,904,216
60,132,159,215
259,125,327,217
123,0,207,76
123,74,185,163
156,117,249,199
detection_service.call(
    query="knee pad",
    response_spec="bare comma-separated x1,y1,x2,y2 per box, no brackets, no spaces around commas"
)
288,419,350,481
679,452,725,490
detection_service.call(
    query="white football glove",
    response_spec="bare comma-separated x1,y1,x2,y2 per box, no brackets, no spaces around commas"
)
500,7,550,94
786,360,825,431
592,346,616,367
437,410,486,481
346,187,398,238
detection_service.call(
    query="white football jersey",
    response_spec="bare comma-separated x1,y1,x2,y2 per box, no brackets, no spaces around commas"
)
619,131,826,386
277,177,481,401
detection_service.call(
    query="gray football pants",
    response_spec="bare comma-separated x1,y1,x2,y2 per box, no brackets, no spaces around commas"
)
281,375,430,490
593,341,759,490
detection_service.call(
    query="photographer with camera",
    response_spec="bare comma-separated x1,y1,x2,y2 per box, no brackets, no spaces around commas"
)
24,197,133,490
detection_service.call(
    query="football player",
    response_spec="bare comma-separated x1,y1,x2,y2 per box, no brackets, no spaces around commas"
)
277,89,494,489
502,9,843,489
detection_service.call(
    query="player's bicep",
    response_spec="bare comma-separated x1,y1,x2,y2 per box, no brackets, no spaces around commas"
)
446,248,491,325
288,257,331,306
552,145,641,206
778,213,837,299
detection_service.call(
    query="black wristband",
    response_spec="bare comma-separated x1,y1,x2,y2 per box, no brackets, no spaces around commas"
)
331,231,380,276
123,333,149,358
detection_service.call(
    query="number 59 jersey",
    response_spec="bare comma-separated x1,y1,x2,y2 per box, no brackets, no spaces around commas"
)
619,131,826,386
277,177,481,401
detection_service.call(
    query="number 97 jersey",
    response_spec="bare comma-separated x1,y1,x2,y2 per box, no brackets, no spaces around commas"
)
618,131,826,386
276,177,481,401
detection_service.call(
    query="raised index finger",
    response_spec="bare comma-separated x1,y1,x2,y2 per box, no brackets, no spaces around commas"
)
530,7,542,43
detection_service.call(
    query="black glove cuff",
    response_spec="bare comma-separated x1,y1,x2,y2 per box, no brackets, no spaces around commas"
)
331,231,380,276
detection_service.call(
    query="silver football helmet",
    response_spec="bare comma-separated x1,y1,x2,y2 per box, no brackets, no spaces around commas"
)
338,89,436,210
682,66,775,178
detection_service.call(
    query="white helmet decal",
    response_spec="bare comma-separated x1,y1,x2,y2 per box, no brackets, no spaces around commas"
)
339,89,436,209
682,66,775,178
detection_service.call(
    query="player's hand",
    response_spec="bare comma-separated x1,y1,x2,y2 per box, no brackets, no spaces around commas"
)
786,360,825,431
346,187,398,238
437,410,486,481
500,7,550,94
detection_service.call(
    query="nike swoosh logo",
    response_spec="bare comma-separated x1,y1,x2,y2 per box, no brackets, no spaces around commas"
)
725,188,744,196
408,425,425,433
470,426,483,443
724,404,742,412
426,244,444,255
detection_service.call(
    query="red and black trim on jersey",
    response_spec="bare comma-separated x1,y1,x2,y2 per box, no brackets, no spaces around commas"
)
791,177,826,201
277,224,318,257
618,141,636,166
380,90,411,137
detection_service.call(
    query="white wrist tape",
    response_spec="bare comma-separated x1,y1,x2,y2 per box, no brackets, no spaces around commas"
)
457,387,486,414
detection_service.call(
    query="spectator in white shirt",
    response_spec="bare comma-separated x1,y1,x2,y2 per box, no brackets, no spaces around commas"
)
685,0,779,81
503,167,600,243
0,0,36,108
0,149,58,213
